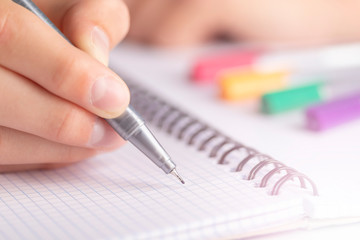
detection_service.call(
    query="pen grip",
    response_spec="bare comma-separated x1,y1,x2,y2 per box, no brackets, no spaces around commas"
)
106,107,144,140
12,0,176,175
14,0,142,140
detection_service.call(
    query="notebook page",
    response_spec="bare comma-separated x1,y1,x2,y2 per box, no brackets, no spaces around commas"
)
0,129,305,240
109,43,360,220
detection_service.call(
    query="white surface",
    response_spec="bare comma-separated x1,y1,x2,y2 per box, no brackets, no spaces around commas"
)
0,126,307,240
248,223,360,240
109,43,360,239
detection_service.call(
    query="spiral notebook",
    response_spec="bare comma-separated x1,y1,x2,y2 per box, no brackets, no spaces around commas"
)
0,80,356,240
0,81,315,240
1,45,360,240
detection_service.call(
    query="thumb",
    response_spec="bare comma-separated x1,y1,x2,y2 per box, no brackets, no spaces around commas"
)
60,0,129,65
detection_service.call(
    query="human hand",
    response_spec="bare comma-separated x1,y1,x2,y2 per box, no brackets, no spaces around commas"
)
125,0,360,47
0,0,130,172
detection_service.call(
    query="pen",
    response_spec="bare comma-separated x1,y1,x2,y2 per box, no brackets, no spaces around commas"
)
12,0,185,184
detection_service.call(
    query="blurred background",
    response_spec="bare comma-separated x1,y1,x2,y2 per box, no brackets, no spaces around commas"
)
111,1,360,239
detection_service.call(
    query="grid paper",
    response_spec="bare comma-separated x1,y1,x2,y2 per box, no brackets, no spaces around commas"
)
0,130,305,240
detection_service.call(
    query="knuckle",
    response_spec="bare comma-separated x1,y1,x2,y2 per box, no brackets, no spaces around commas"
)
52,53,91,103
52,54,80,91
0,9,12,46
51,107,93,146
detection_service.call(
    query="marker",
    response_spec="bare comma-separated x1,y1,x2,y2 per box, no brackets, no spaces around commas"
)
219,69,288,101
262,68,360,114
192,44,360,83
261,82,323,114
306,93,360,131
191,49,260,83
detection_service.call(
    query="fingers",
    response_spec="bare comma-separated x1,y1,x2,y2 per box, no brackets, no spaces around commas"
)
60,0,130,65
0,66,124,149
34,0,130,65
2,2,129,119
0,0,130,172
0,126,97,165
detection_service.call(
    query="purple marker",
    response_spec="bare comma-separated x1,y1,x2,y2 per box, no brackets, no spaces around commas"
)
306,93,360,131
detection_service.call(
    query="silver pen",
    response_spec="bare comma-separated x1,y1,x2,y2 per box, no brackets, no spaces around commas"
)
12,0,184,184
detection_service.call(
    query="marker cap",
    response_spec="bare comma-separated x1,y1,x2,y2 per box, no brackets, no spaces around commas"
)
219,70,288,101
262,82,323,114
306,93,360,131
191,50,259,83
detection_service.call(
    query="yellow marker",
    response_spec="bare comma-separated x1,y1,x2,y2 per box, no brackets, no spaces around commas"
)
219,69,288,101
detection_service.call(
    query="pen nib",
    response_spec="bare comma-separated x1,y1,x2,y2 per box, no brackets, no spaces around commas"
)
170,169,185,184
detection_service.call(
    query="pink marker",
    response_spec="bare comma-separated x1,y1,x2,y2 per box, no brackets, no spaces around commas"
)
306,93,360,131
191,44,360,84
191,50,259,83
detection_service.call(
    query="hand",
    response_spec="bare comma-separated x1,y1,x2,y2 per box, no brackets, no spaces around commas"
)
0,0,130,172
125,0,360,47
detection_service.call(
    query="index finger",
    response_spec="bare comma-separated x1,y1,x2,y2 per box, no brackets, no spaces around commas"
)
0,2,129,118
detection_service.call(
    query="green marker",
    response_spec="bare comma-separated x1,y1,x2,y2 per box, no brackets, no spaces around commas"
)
261,71,360,114
261,81,323,114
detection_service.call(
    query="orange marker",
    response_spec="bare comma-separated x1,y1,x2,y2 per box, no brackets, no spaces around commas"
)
219,70,288,101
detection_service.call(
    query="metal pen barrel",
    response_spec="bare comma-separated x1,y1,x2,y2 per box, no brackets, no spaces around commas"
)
12,0,184,183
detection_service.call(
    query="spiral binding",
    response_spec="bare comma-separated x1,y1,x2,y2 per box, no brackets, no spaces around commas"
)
128,81,318,196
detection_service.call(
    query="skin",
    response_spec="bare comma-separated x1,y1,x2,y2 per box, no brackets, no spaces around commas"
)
125,0,360,47
3,0,360,172
0,0,130,172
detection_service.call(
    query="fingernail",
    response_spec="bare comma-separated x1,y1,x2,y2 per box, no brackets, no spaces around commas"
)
91,26,110,65
91,76,129,113
88,118,120,148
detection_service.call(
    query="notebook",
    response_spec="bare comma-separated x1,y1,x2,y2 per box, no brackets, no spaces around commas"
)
1,44,360,240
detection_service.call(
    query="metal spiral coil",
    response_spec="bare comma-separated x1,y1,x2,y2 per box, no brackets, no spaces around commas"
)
127,81,318,196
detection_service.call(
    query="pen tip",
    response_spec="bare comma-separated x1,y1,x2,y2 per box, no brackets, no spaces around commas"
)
171,169,185,184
